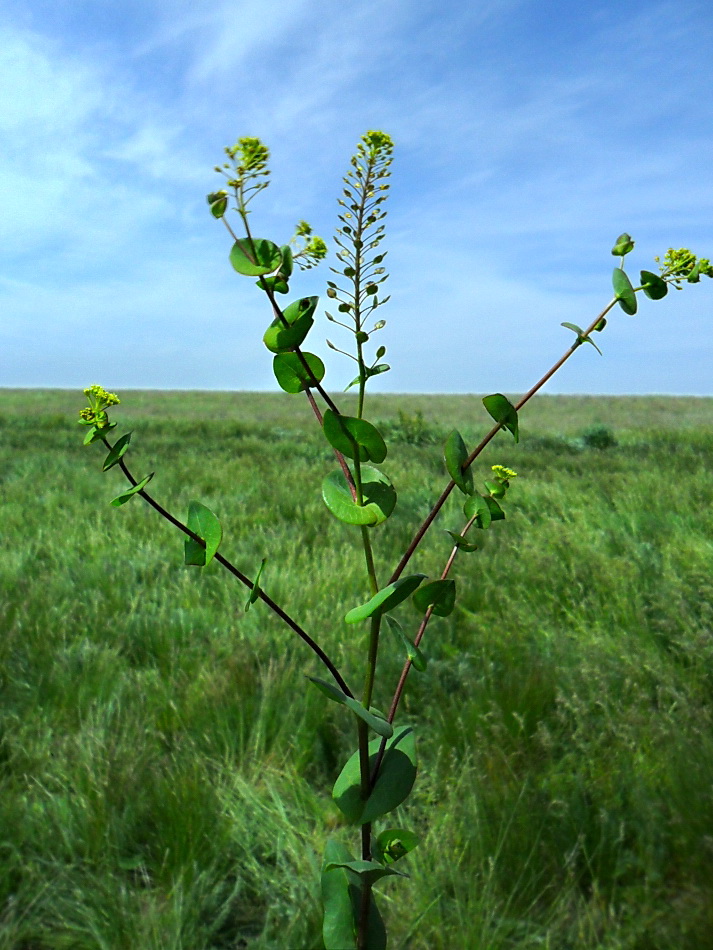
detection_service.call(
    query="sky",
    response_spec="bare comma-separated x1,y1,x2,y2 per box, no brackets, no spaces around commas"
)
1,0,712,395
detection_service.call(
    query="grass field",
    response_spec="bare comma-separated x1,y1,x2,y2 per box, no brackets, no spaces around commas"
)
1,388,713,949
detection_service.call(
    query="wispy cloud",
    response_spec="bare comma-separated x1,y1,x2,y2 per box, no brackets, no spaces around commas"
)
1,0,712,394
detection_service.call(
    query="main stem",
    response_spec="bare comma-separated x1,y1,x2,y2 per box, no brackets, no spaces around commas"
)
352,158,381,947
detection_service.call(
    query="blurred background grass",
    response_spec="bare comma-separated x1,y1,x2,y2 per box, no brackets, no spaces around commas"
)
1,389,712,949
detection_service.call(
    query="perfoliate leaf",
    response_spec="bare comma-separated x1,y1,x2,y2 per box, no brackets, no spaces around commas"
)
484,479,506,498
445,529,480,552
321,840,357,950
611,233,635,256
344,574,426,624
244,558,266,612
102,432,132,472
333,726,417,825
257,275,289,294
279,244,294,278
482,393,519,442
307,676,393,738
484,495,505,521
463,493,492,529
209,196,228,219
263,296,318,353
640,270,668,300
273,352,325,393
322,465,396,526
374,828,420,865
412,579,456,617
561,322,603,355
321,840,386,950
444,430,473,495
323,409,387,464
612,268,638,315
110,472,154,507
344,363,391,392
324,859,405,884
229,238,282,276
84,422,117,445
386,615,427,671
184,501,222,567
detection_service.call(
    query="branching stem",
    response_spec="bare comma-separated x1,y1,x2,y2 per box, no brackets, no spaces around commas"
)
104,444,354,697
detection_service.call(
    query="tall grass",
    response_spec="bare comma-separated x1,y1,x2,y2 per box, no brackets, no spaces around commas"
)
1,390,712,948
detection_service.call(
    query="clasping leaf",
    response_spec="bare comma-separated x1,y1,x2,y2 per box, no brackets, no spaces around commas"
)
482,393,519,442
307,676,393,738
344,574,426,623
184,501,222,567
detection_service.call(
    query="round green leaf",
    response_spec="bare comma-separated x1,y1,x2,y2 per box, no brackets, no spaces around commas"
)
482,393,519,442
412,578,456,617
464,493,492,529
323,409,387,464
321,840,386,950
374,828,420,865
484,495,505,521
273,352,325,394
257,275,289,294
333,725,417,825
184,500,222,567
229,238,282,276
209,197,227,219
322,465,396,526
640,270,668,300
612,267,638,314
321,840,358,950
611,232,635,256
444,429,473,495
263,296,318,353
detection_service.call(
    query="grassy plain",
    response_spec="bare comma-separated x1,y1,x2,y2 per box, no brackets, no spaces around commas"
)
1,389,712,949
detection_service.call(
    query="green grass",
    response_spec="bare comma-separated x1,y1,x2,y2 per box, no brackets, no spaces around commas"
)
1,389,713,949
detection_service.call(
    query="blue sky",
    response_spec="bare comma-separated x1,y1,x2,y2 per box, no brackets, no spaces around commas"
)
2,0,712,395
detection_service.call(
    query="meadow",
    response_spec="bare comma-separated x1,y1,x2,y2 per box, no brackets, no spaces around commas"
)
1,388,712,949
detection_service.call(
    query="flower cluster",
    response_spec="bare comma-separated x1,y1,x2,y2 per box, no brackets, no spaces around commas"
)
491,464,518,483
291,221,328,270
656,248,713,286
78,384,120,428
213,137,271,213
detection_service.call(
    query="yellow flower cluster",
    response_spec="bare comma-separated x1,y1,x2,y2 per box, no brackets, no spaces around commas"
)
491,465,518,481
78,384,120,427
83,384,120,409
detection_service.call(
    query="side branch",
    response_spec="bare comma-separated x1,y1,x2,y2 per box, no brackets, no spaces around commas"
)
109,450,354,697
388,298,618,584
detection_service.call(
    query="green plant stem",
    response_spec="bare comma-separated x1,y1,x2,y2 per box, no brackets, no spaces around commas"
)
105,445,354,697
223,214,359,502
388,298,618,585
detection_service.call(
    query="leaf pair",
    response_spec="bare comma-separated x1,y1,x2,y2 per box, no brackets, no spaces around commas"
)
308,676,393,738
184,501,222,566
323,409,387,464
263,296,318,353
322,465,396,526
332,726,417,824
